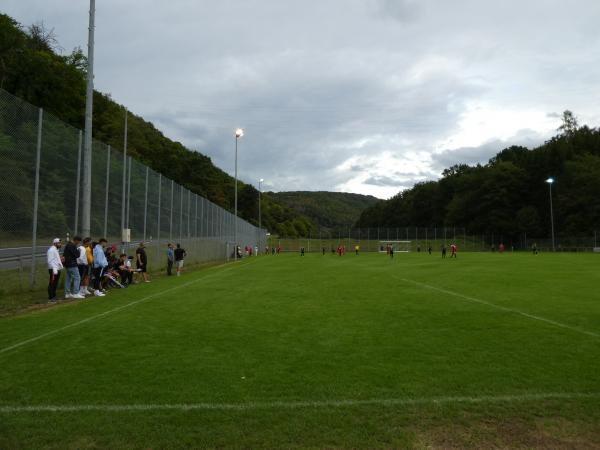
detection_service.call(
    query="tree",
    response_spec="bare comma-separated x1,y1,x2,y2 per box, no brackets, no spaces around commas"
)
516,206,541,235
26,22,61,53
557,110,579,138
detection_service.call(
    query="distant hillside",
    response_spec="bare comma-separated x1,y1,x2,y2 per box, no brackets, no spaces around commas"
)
268,191,379,231
0,13,315,237
356,114,600,239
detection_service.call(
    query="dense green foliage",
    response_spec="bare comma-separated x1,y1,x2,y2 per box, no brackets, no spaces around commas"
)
0,13,313,236
357,120,600,238
268,191,378,231
1,253,600,448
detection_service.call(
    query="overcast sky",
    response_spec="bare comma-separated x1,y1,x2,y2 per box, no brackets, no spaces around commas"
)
4,0,600,198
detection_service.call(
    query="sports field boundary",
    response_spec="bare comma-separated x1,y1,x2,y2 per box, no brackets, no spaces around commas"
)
0,259,257,356
401,278,600,339
1,392,599,413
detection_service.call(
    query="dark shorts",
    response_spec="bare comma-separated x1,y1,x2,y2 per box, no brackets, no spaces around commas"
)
78,264,88,278
137,263,147,273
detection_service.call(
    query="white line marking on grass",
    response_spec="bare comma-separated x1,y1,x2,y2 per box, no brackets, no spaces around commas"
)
1,392,599,413
0,263,241,355
401,278,600,339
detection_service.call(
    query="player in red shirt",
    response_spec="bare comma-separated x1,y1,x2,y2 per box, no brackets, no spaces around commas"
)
450,243,458,258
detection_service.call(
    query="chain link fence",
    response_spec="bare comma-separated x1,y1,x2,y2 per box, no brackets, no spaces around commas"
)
0,88,266,300
268,227,600,254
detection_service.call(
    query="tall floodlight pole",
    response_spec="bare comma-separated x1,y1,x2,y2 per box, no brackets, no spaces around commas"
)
258,178,264,251
81,0,96,237
546,178,556,251
120,108,128,245
258,178,264,230
234,128,244,260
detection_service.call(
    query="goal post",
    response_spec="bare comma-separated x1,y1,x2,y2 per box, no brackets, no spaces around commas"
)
378,240,411,253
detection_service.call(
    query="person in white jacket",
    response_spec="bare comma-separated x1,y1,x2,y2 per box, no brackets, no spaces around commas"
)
47,238,63,302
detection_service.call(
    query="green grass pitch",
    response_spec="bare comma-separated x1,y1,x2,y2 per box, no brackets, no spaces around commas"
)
1,252,600,448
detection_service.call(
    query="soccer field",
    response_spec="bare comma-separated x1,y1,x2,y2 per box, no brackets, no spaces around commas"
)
1,252,600,449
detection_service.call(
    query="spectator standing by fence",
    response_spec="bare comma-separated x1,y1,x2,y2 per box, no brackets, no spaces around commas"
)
93,239,108,297
77,238,90,297
174,243,186,276
47,238,63,302
136,242,150,282
63,236,84,299
166,243,174,276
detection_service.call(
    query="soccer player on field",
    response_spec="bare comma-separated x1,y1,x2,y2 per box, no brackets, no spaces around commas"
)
450,243,457,258
441,245,447,258
389,245,394,259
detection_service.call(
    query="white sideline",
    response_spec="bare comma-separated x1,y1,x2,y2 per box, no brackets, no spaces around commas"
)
1,392,599,413
0,262,241,355
401,278,600,339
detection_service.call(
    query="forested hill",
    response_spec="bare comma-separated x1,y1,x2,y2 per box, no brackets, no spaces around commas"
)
0,13,315,237
268,191,379,231
356,117,600,238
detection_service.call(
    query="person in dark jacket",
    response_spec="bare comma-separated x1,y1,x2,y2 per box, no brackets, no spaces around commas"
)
174,243,186,276
136,242,150,282
64,236,84,299
166,243,174,276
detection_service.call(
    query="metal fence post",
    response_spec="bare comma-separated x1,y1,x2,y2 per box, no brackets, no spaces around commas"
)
126,156,132,230
179,185,184,242
201,197,205,238
30,108,43,289
195,195,198,238
103,145,111,238
169,179,174,240
187,189,191,239
143,166,148,242
74,130,82,234
205,200,209,238
156,174,162,261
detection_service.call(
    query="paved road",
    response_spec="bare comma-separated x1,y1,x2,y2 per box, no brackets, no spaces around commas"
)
0,246,46,270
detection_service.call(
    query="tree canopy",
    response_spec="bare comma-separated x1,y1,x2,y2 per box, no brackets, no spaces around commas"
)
357,120,600,239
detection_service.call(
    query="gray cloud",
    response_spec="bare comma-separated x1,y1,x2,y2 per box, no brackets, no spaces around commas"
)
374,0,420,22
3,0,600,199
431,129,548,172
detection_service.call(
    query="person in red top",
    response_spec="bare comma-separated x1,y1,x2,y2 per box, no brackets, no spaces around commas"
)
499,243,505,253
450,243,458,258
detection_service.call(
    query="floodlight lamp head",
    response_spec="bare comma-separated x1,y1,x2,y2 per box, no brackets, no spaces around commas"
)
235,128,244,138
546,177,555,184
259,178,264,183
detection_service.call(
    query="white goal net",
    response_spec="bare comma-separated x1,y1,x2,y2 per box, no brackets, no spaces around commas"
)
378,241,411,253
